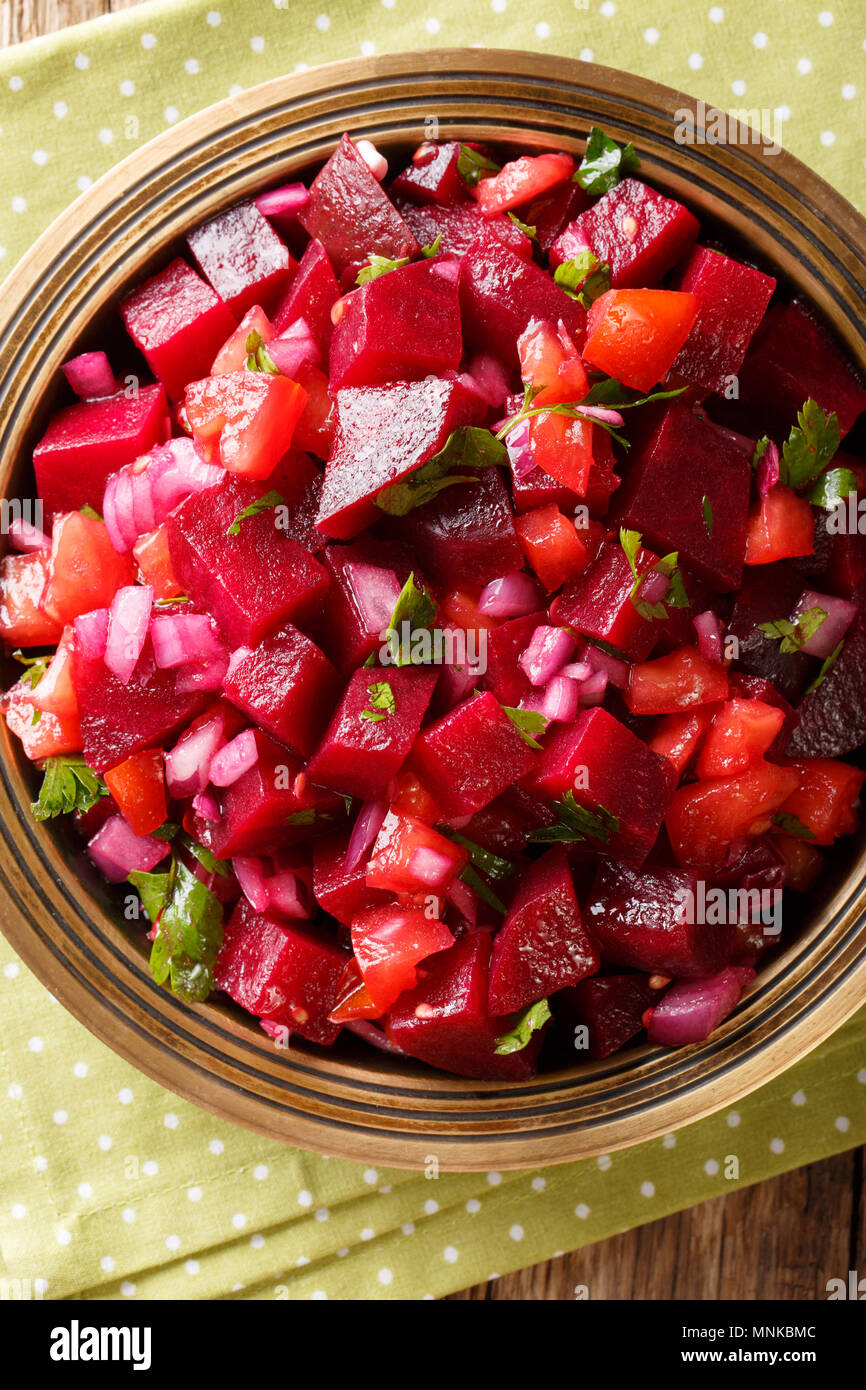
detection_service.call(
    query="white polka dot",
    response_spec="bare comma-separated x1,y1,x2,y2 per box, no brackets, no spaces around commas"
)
509,1224,524,1241
33,1278,48,1296
835,1116,850,1132
188,1186,202,1202
209,1139,224,1154
97,128,114,146
858,1069,866,1083
709,6,723,20
9,75,23,91
56,1228,72,1245
425,17,441,33
315,12,331,28
688,53,704,70
770,1137,785,1154
28,1036,43,1051
378,1267,393,1284
727,1111,741,1127
232,1213,247,1228
122,1208,136,1223
531,1176,546,1191
73,1062,88,1078
164,1113,179,1130
34,1156,47,1173
535,21,551,37
466,1198,481,1213
752,32,768,48
53,101,67,119
402,1222,415,1234
11,197,27,214
7,1083,22,1100
120,80,135,96
76,176,92,193
164,107,179,125
121,1281,136,1297
797,58,812,74
4,962,19,978
363,1167,378,1185
185,59,200,75
74,54,90,70
253,1164,268,1180
311,1290,327,1300
251,36,266,52
487,1171,502,1186
185,1260,199,1275
662,1134,677,1149
579,47,594,61
142,1161,158,1176
11,1203,26,1219
53,1109,67,1125
100,1256,114,1273
600,1,616,14
296,1256,310,1267
575,1202,590,1219
842,84,856,99
207,10,222,24
97,1134,112,1151
250,1234,265,1249
704,1159,719,1176
820,130,836,146
77,1182,92,1199
378,1184,391,1196
597,1153,612,1169
381,0,396,7
443,1244,459,1262
424,1198,438,1215
297,1189,312,1207
228,84,244,97
492,0,506,10
644,27,659,43
792,1089,807,1106
141,33,157,49
775,105,791,121
732,79,747,96
360,1227,375,1241
360,41,375,56
165,1235,181,1251
818,10,833,24
640,1181,655,1198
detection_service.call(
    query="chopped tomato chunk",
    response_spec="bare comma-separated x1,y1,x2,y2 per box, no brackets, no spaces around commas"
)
473,153,575,217
694,699,787,780
776,759,865,845
104,748,168,837
744,485,815,564
626,646,729,715
350,904,454,1012
184,370,308,479
583,289,699,392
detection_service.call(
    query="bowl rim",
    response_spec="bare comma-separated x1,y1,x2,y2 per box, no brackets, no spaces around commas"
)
1,48,865,1171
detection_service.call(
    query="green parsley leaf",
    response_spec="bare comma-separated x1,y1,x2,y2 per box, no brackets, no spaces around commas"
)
507,212,537,240
494,998,552,1054
181,835,231,877
809,467,858,511
580,378,687,411
438,827,517,881
554,251,611,307
134,858,224,1003
420,233,443,259
245,330,280,374
151,821,180,841
355,253,410,285
751,436,771,470
30,756,108,821
384,572,437,667
30,708,42,726
127,868,171,926
702,495,714,537
528,790,620,845
226,488,285,537
502,705,549,751
375,427,506,516
574,126,640,196
459,863,507,915
154,595,192,606
619,528,687,620
757,606,827,654
779,398,841,491
457,144,501,188
13,650,51,690
79,504,103,522
287,808,319,826
360,680,396,723
805,639,844,693
773,812,818,841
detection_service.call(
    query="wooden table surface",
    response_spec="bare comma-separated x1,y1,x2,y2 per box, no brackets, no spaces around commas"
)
3,0,864,1302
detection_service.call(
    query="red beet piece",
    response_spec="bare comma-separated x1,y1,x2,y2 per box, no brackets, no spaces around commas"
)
272,237,340,351
559,974,658,1059
737,300,866,439
397,466,523,588
613,403,751,592
215,897,346,1044
33,384,167,518
298,133,419,280
316,542,405,673
727,562,814,703
524,180,591,253
387,933,544,1080
315,376,481,540
459,229,586,365
73,632,206,773
531,707,676,867
210,731,345,858
120,257,237,401
670,246,776,394
410,690,537,819
390,141,466,205
556,177,699,288
329,260,462,390
585,861,732,976
550,538,661,660
166,475,329,647
785,590,866,757
396,199,530,259
268,451,326,554
480,611,546,706
223,621,338,758
306,666,438,800
187,202,296,318
511,464,581,516
312,830,391,926
488,845,599,1014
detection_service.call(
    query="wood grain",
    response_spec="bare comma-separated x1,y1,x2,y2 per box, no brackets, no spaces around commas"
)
3,0,864,1304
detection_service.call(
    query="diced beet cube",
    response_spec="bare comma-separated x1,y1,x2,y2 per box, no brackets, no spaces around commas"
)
166,475,329,647
73,632,206,773
187,202,297,317
215,897,346,1044
312,831,391,926
550,538,660,661
223,621,338,758
459,229,586,365
272,237,340,351
727,562,814,702
306,667,438,800
585,860,733,976
524,180,591,253
390,141,466,206
488,846,599,1014
736,300,866,439
556,177,699,288
268,451,325,554
480,611,546,706
613,403,751,592
785,591,866,758
298,133,419,280
396,198,530,259
530,707,676,867
120,257,237,401
387,933,544,1080
33,384,167,518
410,690,537,819
329,260,462,390
210,731,345,858
511,463,581,516
316,541,405,673
315,376,482,540
397,466,523,588
670,246,776,394
556,974,658,1059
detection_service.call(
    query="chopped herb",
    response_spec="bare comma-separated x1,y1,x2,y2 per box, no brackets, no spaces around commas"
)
151,821,180,841
226,488,285,536
809,467,858,511
154,595,192,606
287,808,319,826
554,251,611,307
245,330,279,374
420,233,443,258
494,998,552,1054
459,863,507,915
507,212,537,240
12,650,51,690
579,377,687,411
702,495,714,537
497,391,629,451
528,790,620,845
130,857,223,1003
779,398,841,491
457,144,501,188
502,705,549,750
620,527,688,620
574,126,640,196
773,812,818,841
757,606,827,654
79,504,102,522
384,571,437,666
30,708,42,726
805,640,844,693
30,756,108,821
181,835,231,877
438,826,517,881
375,426,506,516
355,253,410,285
360,680,396,722
751,436,771,470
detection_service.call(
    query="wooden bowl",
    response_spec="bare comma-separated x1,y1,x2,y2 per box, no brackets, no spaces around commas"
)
1,50,865,1172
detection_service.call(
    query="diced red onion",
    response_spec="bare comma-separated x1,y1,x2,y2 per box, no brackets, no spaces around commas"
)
560,661,593,682
582,643,630,690
103,438,222,553
165,716,226,798
645,967,755,1047
344,561,403,635
267,316,321,377
62,350,116,400
541,674,580,723
519,624,575,686
578,670,608,706
637,568,671,605
209,729,258,788
226,646,252,681
465,351,511,409
574,405,625,426
756,439,780,499
407,845,456,888
346,798,388,873
554,222,591,263
233,856,270,913
356,138,388,181
104,584,152,685
192,790,220,822
430,259,460,283
7,517,50,552
792,588,856,658
260,1018,288,1042
73,607,109,661
87,814,170,883
478,571,543,619
265,868,310,919
693,609,724,663
175,653,230,693
503,416,536,480
254,182,310,221
344,1020,406,1054
150,613,226,669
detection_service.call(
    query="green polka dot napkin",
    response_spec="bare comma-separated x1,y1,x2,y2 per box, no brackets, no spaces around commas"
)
1,0,865,1301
